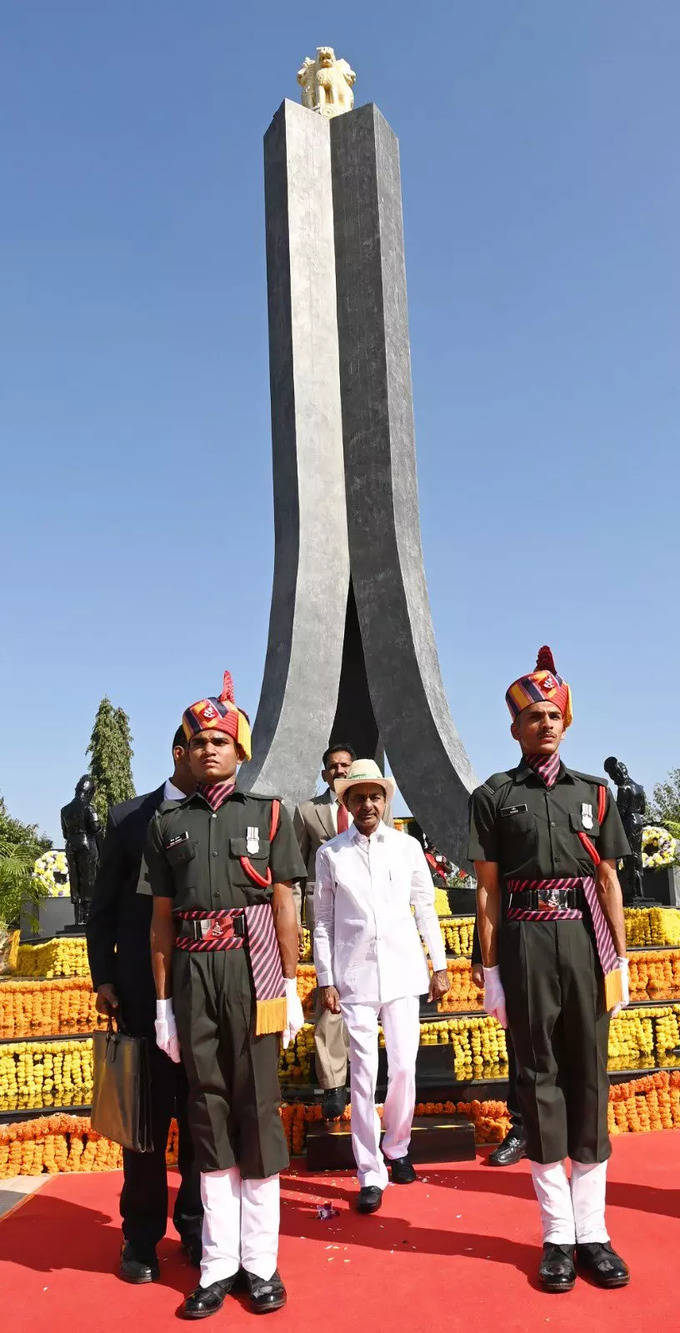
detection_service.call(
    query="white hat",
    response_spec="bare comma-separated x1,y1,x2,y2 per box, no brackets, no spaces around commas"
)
334,758,396,805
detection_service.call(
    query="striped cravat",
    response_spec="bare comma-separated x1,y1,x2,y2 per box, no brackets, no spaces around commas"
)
197,781,235,811
524,751,561,788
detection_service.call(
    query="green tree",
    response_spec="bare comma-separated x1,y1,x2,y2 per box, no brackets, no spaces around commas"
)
87,698,136,825
0,796,51,929
648,768,680,842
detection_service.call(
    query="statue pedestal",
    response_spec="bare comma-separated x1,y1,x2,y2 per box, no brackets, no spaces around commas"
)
20,898,74,940
643,866,680,908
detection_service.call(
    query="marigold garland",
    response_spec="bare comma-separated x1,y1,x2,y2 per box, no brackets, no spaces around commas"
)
5,1072,680,1176
0,979,107,1039
16,937,90,980
0,1038,94,1112
625,906,680,949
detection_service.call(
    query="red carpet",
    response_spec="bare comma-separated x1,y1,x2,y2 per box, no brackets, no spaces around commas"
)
1,1134,678,1332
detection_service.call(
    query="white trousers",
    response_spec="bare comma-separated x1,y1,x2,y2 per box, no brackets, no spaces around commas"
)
200,1167,279,1286
531,1159,609,1245
341,994,420,1189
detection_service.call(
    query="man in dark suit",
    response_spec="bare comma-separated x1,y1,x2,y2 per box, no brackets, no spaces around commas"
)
86,728,202,1283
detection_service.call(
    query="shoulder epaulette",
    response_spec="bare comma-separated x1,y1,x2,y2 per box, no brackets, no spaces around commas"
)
482,770,516,793
242,790,279,803
569,769,608,788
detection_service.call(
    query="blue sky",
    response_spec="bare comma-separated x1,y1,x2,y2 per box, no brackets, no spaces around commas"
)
1,2,678,843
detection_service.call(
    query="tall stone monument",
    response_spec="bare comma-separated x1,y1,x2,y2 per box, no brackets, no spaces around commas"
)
239,53,476,863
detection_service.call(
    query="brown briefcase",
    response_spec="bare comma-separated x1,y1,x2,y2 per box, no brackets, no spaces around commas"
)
91,1019,153,1152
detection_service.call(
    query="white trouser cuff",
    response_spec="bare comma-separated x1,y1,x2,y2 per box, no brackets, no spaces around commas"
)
530,1160,576,1245
200,1167,241,1285
571,1160,609,1244
240,1174,280,1282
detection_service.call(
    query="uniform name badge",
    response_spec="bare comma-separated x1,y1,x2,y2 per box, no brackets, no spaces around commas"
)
581,802,594,830
247,826,260,855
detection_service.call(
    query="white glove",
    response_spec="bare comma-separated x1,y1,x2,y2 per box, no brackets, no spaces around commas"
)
612,956,630,1018
482,965,508,1029
155,998,181,1063
282,977,304,1050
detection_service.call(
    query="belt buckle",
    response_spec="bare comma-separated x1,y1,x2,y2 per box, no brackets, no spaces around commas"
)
232,911,245,938
538,890,561,911
201,918,228,941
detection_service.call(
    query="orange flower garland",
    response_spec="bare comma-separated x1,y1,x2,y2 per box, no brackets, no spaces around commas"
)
0,979,107,1039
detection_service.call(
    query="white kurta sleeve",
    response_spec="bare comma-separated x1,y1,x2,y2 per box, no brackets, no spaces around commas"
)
410,843,447,972
313,845,336,987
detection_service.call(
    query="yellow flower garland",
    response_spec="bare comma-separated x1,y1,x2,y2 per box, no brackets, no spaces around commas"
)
16,937,90,980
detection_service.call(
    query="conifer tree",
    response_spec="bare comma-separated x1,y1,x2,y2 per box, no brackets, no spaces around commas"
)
87,698,136,824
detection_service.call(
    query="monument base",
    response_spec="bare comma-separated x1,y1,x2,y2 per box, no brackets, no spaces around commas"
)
642,867,680,908
306,1112,476,1171
20,898,74,940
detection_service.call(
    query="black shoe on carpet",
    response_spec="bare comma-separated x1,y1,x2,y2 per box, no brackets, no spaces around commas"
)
576,1242,630,1288
488,1129,527,1167
119,1241,159,1284
181,1234,203,1268
538,1242,576,1293
321,1086,349,1121
356,1186,383,1214
388,1154,417,1184
242,1268,287,1313
180,1276,238,1319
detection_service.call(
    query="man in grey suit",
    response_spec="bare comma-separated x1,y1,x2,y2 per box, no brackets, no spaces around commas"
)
293,743,393,1120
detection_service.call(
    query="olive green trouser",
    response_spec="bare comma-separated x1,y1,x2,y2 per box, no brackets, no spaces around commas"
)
500,917,611,1165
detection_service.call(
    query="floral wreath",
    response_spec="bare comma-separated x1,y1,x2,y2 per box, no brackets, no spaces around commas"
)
32,850,70,898
641,825,677,871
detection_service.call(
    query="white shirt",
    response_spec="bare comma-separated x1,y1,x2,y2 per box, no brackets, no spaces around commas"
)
164,778,186,801
313,823,446,1005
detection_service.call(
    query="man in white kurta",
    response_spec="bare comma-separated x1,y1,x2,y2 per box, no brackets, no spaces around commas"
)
313,760,449,1212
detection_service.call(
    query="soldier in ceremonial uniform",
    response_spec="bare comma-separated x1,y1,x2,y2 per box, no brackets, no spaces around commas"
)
469,647,631,1293
147,672,306,1319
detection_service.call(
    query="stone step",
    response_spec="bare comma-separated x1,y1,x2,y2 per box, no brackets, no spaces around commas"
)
306,1112,476,1173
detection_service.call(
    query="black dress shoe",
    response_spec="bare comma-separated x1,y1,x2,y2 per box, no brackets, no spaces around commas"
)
538,1242,576,1292
356,1186,383,1214
181,1234,203,1268
488,1129,527,1167
181,1276,238,1319
388,1154,417,1184
119,1241,159,1284
242,1269,287,1314
321,1086,349,1121
576,1242,630,1288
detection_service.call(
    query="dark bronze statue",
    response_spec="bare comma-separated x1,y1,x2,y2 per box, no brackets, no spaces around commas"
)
60,775,103,927
604,757,647,902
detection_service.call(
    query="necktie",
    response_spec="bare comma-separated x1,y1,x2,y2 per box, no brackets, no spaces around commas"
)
525,751,560,788
337,801,349,833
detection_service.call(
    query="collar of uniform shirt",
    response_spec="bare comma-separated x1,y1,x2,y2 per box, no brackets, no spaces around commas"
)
523,751,561,789
196,780,236,811
164,777,188,801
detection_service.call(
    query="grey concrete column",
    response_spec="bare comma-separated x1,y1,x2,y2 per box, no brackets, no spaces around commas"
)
331,105,477,862
239,101,349,807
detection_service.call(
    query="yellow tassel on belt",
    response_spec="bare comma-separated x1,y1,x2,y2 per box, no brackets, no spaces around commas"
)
255,996,288,1036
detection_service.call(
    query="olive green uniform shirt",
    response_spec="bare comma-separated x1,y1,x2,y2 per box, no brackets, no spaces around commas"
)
467,758,630,878
145,790,306,909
